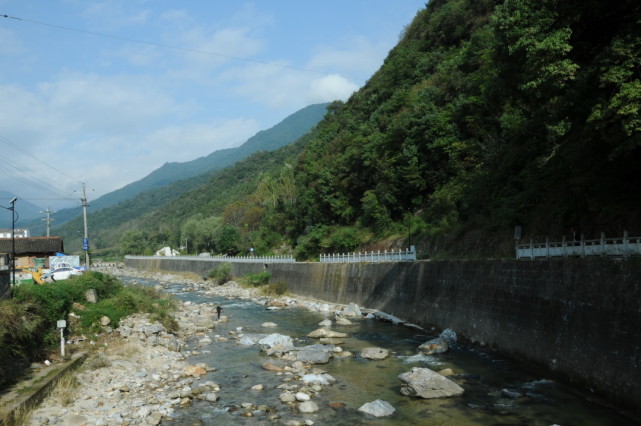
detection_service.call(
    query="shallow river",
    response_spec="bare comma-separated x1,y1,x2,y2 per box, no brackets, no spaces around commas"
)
124,275,637,426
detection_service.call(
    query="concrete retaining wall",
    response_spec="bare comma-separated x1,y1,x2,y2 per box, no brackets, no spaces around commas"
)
125,257,641,411
126,258,266,278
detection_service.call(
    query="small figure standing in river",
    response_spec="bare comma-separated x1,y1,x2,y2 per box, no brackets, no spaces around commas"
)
216,305,223,319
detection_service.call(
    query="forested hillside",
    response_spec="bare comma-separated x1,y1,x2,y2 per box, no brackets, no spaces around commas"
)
28,103,329,234
108,0,641,259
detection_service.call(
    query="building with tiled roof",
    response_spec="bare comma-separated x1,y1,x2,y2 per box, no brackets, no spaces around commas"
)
0,237,64,269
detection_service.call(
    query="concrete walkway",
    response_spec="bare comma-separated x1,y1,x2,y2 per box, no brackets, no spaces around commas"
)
0,352,86,424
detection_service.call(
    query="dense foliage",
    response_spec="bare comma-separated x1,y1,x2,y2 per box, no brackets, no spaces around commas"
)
52,0,641,259
284,0,641,255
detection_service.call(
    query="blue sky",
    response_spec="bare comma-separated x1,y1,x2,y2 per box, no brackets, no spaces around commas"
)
0,0,426,209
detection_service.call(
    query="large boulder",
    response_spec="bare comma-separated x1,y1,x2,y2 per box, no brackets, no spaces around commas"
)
358,399,396,417
440,328,457,344
257,334,294,353
239,334,268,346
341,303,363,317
295,344,335,364
418,337,448,355
398,367,464,399
154,246,180,256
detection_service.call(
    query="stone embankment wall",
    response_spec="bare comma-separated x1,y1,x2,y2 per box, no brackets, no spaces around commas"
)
125,257,641,411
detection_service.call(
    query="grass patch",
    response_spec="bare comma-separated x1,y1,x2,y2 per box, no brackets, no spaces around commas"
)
49,374,80,407
241,271,271,287
84,355,110,370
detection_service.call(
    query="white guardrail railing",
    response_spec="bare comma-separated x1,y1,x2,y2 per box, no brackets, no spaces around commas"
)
320,246,416,263
516,232,641,259
125,254,295,263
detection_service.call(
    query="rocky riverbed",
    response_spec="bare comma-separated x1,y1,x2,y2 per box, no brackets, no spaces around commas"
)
26,267,453,425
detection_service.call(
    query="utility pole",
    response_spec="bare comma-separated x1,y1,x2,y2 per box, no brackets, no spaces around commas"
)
77,183,91,271
1,197,18,290
40,207,56,237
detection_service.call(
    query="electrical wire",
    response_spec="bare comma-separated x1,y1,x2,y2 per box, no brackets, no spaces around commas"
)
1,13,366,82
0,134,80,201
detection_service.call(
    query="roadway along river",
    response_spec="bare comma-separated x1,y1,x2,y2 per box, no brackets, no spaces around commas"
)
116,269,636,426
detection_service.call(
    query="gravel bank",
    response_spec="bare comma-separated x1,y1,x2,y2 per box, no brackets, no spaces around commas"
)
25,266,361,425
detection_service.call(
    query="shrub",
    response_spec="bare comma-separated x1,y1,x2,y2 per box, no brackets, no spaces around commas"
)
208,263,232,284
260,281,288,296
242,271,271,287
326,226,362,253
0,300,47,388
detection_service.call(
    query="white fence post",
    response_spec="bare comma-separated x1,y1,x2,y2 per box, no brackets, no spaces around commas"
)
545,237,550,259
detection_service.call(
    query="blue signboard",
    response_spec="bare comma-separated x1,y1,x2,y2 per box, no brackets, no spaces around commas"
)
82,238,89,251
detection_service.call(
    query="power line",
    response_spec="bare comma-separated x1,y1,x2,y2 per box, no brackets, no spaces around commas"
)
1,13,365,82
0,134,80,183
0,133,81,200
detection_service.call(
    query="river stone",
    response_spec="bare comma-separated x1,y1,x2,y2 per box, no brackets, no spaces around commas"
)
295,392,311,401
280,392,297,403
302,373,336,385
195,318,215,329
399,367,464,399
239,334,268,346
438,368,454,376
266,343,292,356
440,328,457,344
184,365,206,377
143,324,164,336
202,392,219,402
258,334,294,352
307,328,348,338
319,337,344,344
296,344,335,364
341,303,362,317
100,316,111,326
358,399,396,417
85,289,98,303
501,388,522,399
336,317,353,325
298,400,319,414
361,347,389,360
262,322,278,328
318,319,333,327
418,337,448,354
263,362,284,372
63,414,89,425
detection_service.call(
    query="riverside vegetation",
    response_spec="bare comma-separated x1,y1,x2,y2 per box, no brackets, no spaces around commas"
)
0,267,285,402
0,272,176,394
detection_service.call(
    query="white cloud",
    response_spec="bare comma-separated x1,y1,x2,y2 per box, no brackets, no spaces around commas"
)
0,28,24,55
307,36,392,80
142,119,261,163
169,26,265,79
308,74,359,103
77,0,152,29
0,72,261,199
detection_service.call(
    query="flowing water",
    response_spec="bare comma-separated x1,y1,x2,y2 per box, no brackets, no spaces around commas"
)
124,275,637,426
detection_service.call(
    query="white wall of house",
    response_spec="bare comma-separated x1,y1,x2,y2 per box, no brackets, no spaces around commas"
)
0,228,30,238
